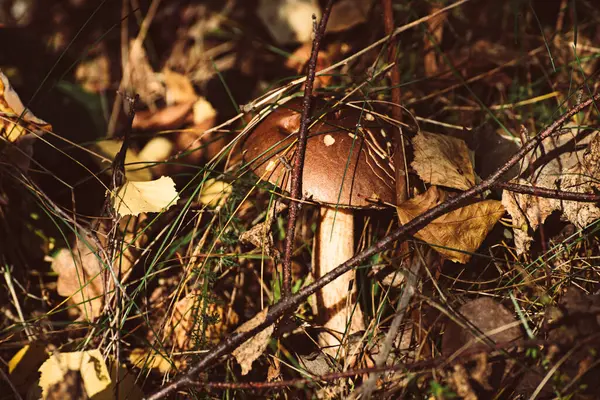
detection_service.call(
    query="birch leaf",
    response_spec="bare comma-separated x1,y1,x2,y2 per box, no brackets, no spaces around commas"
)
396,186,504,263
113,176,179,217
412,131,475,191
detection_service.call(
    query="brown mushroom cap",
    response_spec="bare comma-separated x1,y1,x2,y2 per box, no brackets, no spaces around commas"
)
242,98,396,208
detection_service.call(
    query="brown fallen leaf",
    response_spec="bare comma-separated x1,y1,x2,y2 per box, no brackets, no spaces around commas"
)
396,186,504,263
443,298,522,395
133,102,194,131
51,219,146,320
326,0,374,33
232,307,274,375
502,132,600,254
442,297,522,357
411,131,476,191
51,239,105,320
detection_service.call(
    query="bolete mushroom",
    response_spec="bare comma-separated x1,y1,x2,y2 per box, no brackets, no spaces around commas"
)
242,98,396,354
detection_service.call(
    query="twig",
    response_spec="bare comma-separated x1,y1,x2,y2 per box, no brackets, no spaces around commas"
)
496,181,600,202
281,0,335,297
381,0,408,203
145,88,600,400
188,335,555,393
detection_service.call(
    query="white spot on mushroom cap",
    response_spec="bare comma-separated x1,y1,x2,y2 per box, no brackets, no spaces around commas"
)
324,134,335,146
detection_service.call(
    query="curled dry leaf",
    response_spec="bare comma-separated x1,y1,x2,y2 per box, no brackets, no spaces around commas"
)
0,71,50,172
232,307,274,375
257,0,321,45
396,186,504,263
502,132,600,254
0,71,51,142
113,176,180,217
126,40,164,106
412,131,476,191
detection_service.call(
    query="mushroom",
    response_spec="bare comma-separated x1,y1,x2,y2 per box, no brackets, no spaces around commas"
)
242,98,396,355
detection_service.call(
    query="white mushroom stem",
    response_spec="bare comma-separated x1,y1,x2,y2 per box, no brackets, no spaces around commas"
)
315,206,364,355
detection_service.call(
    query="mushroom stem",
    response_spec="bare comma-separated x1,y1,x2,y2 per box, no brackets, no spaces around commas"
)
315,206,364,354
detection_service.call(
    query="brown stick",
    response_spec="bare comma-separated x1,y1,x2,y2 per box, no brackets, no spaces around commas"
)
281,0,336,298
146,92,600,400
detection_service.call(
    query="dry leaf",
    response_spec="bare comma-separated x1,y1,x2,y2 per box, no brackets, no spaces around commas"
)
129,348,178,374
51,220,144,320
326,0,374,33
232,307,274,375
199,179,232,208
113,176,179,217
8,342,48,391
126,40,164,106
163,68,197,105
38,350,110,399
257,0,321,45
0,70,51,142
133,102,194,131
51,240,105,320
192,97,217,126
93,140,153,181
138,137,174,165
442,298,522,357
412,131,476,191
502,132,600,254
39,350,142,400
396,186,504,263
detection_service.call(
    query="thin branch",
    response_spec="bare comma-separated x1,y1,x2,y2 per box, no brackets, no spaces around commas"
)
281,0,335,297
496,181,600,202
145,91,600,400
188,336,556,392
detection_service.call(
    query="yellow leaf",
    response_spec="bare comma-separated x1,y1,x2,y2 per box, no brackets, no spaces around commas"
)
396,186,504,263
232,307,274,375
138,136,173,163
93,140,152,182
0,71,51,142
129,348,177,374
411,131,475,191
38,350,110,399
113,176,179,217
199,178,232,207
